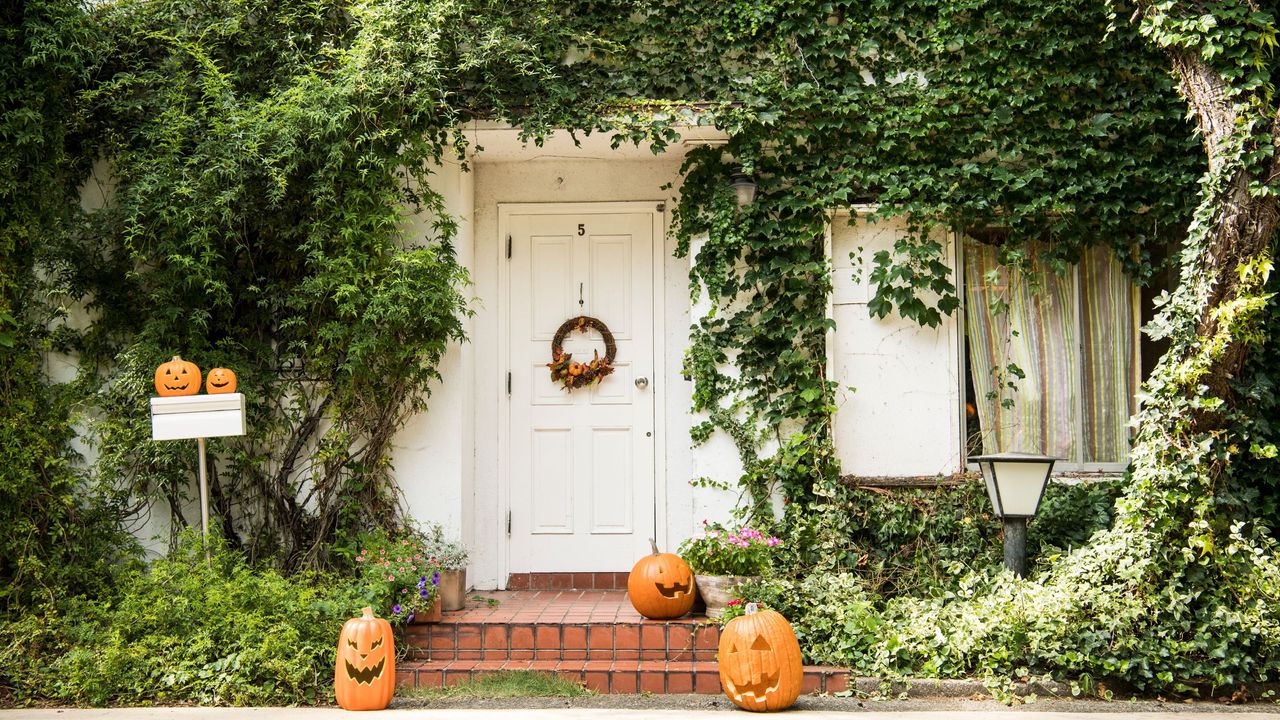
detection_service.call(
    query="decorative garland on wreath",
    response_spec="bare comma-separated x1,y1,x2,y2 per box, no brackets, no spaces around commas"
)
547,315,617,390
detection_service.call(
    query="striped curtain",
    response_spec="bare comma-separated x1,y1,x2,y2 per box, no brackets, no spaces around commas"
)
1078,245,1137,463
964,240,1133,463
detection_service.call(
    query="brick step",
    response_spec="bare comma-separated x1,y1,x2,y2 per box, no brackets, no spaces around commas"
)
403,618,719,662
396,659,854,695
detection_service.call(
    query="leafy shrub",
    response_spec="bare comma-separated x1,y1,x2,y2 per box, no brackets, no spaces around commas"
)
1,532,370,706
826,479,1120,598
733,573,882,669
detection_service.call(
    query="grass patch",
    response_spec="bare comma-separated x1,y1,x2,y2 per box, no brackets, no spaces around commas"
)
403,671,590,699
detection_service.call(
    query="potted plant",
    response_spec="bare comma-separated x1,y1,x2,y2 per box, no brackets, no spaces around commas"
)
421,523,470,611
678,520,782,619
355,531,443,624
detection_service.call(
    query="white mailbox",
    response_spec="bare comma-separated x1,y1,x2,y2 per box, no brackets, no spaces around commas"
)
150,393,246,441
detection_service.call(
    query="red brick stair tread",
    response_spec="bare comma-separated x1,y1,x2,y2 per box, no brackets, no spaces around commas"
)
397,658,852,695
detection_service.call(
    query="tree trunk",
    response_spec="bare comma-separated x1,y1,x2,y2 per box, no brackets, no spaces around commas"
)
1161,46,1279,427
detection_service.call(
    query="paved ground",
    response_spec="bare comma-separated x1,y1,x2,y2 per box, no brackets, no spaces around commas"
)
2,701,1279,719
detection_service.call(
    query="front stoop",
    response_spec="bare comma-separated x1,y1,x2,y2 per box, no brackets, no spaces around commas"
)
398,589,853,694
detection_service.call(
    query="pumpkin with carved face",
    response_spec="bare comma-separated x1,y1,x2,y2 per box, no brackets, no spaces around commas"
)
334,607,395,710
627,538,696,619
205,367,237,394
718,606,802,712
153,355,201,397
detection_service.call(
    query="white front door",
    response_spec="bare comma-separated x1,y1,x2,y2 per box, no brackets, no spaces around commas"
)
506,208,657,572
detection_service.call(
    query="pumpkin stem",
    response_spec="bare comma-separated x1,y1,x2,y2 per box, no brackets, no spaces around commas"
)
171,355,183,362
361,607,374,619
649,537,660,555
745,602,759,615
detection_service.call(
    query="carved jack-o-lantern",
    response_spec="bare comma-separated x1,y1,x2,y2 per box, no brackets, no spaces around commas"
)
334,607,395,710
718,606,803,712
205,367,237,394
627,538,696,619
153,355,201,397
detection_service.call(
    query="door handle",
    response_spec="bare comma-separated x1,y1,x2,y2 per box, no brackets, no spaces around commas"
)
635,377,649,389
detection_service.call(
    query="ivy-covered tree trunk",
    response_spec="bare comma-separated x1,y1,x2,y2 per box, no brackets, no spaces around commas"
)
1158,40,1279,422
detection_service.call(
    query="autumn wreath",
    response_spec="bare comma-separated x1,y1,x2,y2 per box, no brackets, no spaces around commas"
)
548,315,617,390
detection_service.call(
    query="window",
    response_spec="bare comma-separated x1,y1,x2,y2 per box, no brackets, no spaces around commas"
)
963,239,1139,469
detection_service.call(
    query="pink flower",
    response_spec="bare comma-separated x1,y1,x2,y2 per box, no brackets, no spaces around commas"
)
388,575,396,581
727,599,743,606
356,556,365,563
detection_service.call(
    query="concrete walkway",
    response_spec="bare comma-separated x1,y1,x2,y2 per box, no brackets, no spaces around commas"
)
3,709,1279,719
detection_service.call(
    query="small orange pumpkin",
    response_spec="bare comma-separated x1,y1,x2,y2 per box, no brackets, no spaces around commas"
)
334,607,395,710
627,538,696,620
153,355,201,397
718,605,803,712
568,362,584,377
205,367,237,394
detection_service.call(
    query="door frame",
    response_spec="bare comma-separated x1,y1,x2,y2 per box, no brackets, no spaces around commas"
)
496,201,668,586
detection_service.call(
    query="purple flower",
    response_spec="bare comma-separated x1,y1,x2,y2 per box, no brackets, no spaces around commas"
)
418,575,427,589
392,604,403,615
406,613,415,623
420,588,430,599
432,572,439,586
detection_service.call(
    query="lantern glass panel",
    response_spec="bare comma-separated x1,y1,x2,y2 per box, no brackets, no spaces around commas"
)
730,174,757,207
980,460,1000,515
992,460,1049,517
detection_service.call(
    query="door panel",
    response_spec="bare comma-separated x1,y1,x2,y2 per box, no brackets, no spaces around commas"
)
507,210,655,572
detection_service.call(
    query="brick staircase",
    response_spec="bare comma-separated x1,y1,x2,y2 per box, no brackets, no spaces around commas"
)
397,589,853,695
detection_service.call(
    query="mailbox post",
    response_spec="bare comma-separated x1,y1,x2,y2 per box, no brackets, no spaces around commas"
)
150,393,247,543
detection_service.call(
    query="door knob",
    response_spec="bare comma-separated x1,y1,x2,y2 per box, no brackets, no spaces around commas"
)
635,377,649,389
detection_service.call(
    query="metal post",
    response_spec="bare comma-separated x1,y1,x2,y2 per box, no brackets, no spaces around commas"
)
1003,517,1028,577
197,437,210,550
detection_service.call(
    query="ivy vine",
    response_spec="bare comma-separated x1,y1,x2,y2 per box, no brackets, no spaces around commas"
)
6,0,1280,692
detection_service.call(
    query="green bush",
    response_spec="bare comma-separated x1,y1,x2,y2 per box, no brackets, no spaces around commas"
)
733,573,883,670
734,480,1123,675
1,532,372,706
831,479,1120,598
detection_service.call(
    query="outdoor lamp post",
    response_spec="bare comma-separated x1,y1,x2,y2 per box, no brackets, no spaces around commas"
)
728,166,757,207
970,452,1058,577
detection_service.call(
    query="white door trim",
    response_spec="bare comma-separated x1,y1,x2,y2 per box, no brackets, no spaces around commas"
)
496,201,667,586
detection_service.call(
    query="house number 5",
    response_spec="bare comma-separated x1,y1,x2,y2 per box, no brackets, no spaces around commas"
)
577,223,585,236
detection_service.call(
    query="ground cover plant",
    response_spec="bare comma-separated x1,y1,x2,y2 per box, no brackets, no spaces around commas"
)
2,0,1279,705
0,532,372,706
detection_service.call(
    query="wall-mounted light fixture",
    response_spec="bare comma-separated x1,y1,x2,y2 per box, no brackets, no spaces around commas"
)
728,166,758,208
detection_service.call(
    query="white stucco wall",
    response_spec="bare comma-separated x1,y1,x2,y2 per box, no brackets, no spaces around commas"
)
828,211,964,477
389,158,476,549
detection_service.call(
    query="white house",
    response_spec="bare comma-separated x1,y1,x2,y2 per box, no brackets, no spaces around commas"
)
386,123,1141,590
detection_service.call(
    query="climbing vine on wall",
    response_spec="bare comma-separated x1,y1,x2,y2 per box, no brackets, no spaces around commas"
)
6,0,1204,569
6,0,1280,693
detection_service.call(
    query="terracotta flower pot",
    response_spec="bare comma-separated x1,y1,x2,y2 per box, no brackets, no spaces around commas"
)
407,595,442,624
439,569,467,612
694,574,758,619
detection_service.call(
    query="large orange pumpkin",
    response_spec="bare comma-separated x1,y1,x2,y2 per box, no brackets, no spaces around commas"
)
627,538,696,619
334,607,395,710
153,355,201,397
205,367,237,394
718,605,803,712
